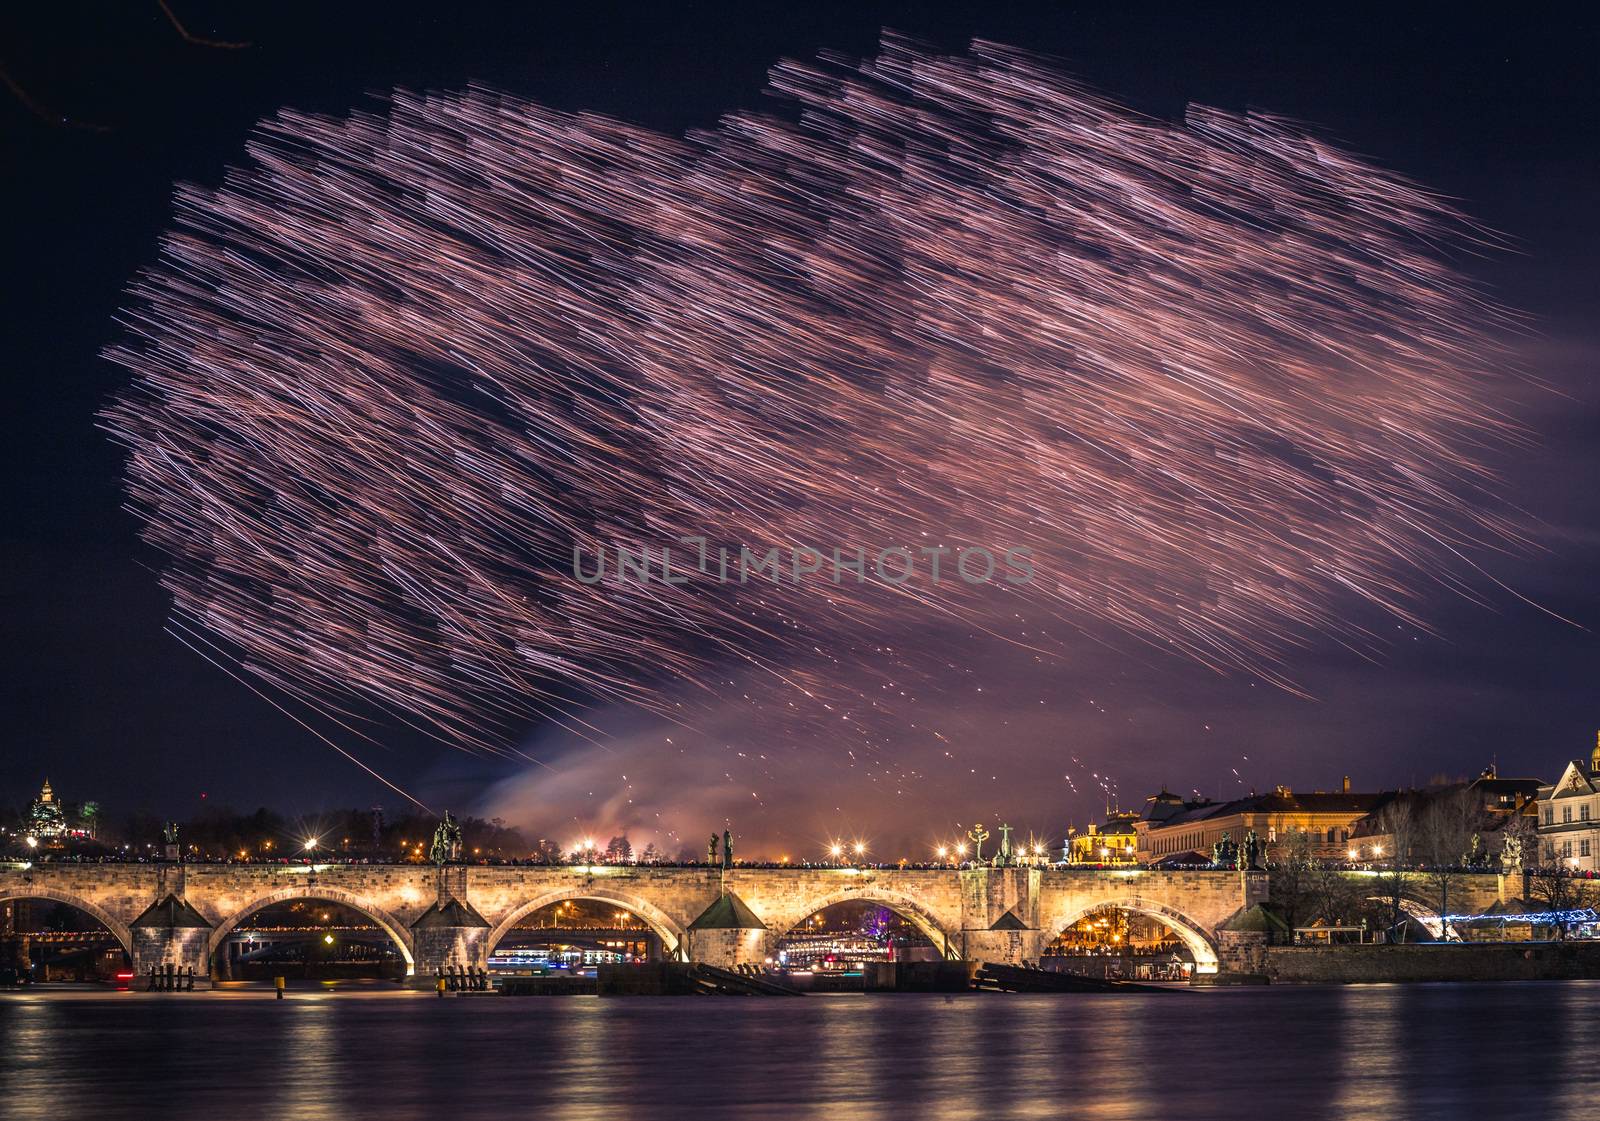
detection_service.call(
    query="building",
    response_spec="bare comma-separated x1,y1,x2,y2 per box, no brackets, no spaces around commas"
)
25,779,68,840
1135,780,1383,865
1066,811,1140,864
1536,735,1600,873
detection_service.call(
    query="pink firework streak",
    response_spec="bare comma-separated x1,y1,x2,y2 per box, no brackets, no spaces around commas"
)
102,37,1528,756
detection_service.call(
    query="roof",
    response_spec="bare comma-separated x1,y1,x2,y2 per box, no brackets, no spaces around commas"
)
131,894,211,929
1153,789,1383,829
1222,904,1291,934
1544,762,1600,798
412,898,489,929
989,910,1029,931
1482,898,1533,916
1142,791,1216,825
688,892,766,930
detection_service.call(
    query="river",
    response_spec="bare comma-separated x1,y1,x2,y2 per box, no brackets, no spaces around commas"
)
2,982,1596,1120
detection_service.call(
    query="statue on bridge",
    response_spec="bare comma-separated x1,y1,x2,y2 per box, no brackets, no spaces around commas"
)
1501,833,1524,873
1241,830,1262,871
722,829,733,869
967,824,990,864
996,823,1014,868
162,820,181,862
429,812,462,865
1211,831,1238,870
708,834,720,865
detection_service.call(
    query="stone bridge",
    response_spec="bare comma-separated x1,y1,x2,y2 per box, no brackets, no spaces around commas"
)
1,861,1282,986
1,860,1525,987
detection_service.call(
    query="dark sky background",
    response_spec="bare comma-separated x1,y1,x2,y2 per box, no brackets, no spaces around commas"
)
2,2,1596,854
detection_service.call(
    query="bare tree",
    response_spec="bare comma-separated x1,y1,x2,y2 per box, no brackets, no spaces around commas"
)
1307,862,1363,932
1371,798,1420,940
1269,829,1317,934
1529,863,1600,940
1417,787,1480,940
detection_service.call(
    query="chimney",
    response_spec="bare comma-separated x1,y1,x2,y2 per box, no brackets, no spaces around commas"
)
1342,775,1351,794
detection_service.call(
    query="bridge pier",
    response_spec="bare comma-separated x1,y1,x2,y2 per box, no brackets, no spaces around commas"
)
130,893,214,989
407,897,490,987
955,867,1045,963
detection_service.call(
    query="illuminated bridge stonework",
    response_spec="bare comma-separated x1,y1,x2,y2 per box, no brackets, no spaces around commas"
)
0,862,1505,986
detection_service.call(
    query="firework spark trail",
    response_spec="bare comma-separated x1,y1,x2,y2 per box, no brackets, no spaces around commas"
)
104,36,1523,755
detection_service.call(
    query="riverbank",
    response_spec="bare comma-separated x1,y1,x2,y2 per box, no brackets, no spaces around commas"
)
1262,940,1600,984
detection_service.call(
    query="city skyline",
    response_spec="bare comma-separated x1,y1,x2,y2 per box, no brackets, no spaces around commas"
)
3,4,1596,858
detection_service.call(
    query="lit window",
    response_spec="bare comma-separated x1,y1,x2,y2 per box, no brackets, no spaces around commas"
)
1563,806,1573,823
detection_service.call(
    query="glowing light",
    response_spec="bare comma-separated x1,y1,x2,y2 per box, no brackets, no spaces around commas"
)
303,837,318,852
323,934,335,945
24,837,37,849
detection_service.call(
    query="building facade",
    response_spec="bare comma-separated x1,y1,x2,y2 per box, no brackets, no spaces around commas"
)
1066,811,1140,864
1136,781,1382,865
1537,736,1600,873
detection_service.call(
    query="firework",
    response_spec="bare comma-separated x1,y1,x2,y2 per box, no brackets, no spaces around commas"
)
102,36,1520,753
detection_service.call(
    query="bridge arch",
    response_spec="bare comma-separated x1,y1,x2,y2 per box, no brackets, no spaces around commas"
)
1043,896,1220,973
0,888,133,958
1361,895,1445,940
485,888,688,960
767,887,958,959
207,888,416,973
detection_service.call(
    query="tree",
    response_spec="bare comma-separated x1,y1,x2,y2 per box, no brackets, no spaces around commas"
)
1529,863,1599,940
1268,829,1317,934
1306,862,1363,931
1417,787,1480,940
604,835,634,864
1371,798,1420,940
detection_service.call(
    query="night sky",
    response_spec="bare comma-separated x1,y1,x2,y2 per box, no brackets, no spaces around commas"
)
3,2,1596,856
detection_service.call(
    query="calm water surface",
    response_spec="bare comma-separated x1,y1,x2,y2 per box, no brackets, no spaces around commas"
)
2,983,1596,1120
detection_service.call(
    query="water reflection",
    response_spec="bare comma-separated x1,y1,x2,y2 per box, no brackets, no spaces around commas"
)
3,985,1600,1120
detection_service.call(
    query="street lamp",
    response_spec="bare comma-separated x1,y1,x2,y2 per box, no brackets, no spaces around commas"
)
829,843,843,863
853,842,867,862
303,837,319,854
25,836,38,850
